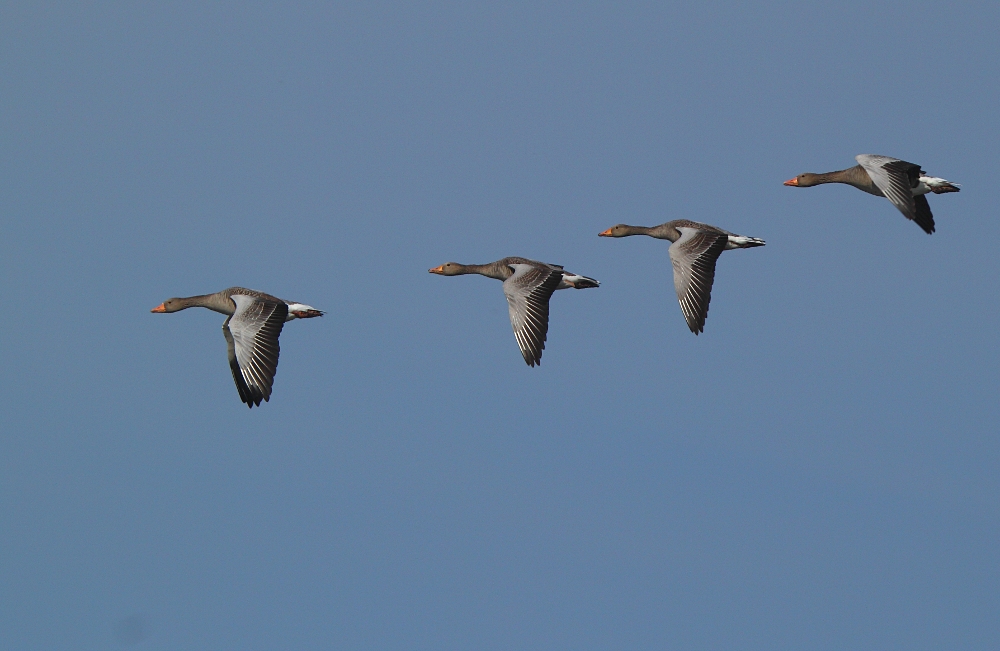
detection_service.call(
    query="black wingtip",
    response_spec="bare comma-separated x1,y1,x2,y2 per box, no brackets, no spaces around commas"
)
912,194,936,234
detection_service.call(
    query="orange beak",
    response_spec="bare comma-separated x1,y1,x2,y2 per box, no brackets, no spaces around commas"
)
150,303,167,313
598,228,613,237
428,265,444,274
783,177,799,186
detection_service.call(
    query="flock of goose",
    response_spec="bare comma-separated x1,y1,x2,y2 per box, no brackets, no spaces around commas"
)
152,154,960,407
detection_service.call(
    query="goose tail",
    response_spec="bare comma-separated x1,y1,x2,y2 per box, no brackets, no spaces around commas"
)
560,273,601,289
726,235,766,249
920,176,961,194
285,303,325,320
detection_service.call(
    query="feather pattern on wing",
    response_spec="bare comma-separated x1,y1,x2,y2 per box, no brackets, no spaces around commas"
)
668,228,730,334
502,263,564,366
223,294,288,407
856,154,935,233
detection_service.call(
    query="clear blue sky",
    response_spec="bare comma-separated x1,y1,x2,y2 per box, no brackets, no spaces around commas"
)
2,2,998,649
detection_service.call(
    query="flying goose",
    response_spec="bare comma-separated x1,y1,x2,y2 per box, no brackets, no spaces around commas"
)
784,154,960,234
599,221,764,334
151,287,323,407
429,257,599,366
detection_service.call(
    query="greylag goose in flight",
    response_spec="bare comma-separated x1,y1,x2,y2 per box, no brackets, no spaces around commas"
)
151,287,323,407
784,154,960,234
429,257,599,367
599,221,764,334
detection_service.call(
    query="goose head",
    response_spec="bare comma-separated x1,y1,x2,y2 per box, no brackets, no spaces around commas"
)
599,224,632,237
150,298,186,313
784,173,822,187
428,263,467,276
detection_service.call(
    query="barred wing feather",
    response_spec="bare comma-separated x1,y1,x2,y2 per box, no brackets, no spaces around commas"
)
503,264,563,366
856,154,934,233
668,228,729,334
223,294,288,407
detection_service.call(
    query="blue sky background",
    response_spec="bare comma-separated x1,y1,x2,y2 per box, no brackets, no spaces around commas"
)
2,2,999,649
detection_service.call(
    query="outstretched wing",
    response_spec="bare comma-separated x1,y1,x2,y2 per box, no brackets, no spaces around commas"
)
222,294,288,407
856,154,934,233
502,263,563,367
668,228,729,334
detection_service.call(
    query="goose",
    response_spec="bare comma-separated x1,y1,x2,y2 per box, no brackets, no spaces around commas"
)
599,221,764,334
784,154,960,234
151,287,323,407
429,258,599,366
